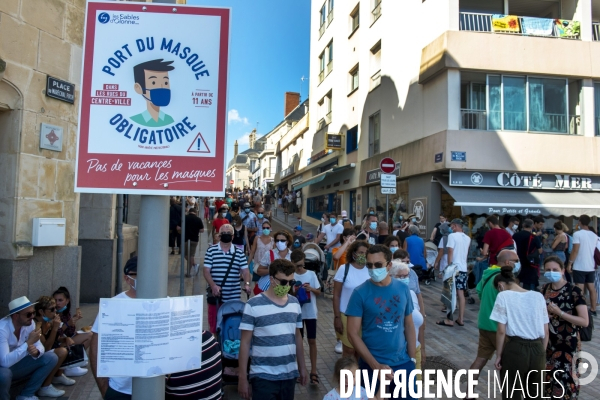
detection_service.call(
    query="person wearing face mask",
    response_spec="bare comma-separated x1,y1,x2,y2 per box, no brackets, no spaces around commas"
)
541,256,589,400
292,226,307,249
490,265,549,400
257,231,293,292
210,206,230,243
314,212,344,276
383,236,401,254
89,256,139,399
462,250,518,394
249,223,274,295
254,207,268,237
239,202,259,244
356,215,379,245
345,245,417,398
512,218,543,291
393,250,426,326
238,259,308,399
436,219,471,328
390,261,425,381
332,241,370,357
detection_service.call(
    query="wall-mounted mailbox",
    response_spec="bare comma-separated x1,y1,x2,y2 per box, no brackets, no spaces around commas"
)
32,218,66,247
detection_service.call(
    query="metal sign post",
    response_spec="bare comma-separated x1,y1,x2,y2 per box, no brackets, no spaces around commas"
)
133,195,169,399
180,199,186,296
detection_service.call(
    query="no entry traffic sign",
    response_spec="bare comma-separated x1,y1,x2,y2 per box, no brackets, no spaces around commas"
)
380,157,396,174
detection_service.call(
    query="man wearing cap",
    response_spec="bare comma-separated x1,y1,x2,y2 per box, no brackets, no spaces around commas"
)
292,226,307,249
89,257,138,399
1,296,61,400
340,210,354,229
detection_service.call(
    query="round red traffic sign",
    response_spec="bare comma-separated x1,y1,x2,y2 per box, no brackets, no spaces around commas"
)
229,179,234,185
380,157,396,174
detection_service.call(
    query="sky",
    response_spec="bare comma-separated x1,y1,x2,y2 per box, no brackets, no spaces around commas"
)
187,0,311,163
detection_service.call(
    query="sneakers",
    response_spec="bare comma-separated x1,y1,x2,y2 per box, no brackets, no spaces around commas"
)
36,384,65,398
52,374,76,386
192,264,200,276
64,366,88,377
16,396,39,400
335,340,343,354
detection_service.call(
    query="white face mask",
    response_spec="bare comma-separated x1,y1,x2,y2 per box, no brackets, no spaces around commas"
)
276,241,288,251
127,275,137,290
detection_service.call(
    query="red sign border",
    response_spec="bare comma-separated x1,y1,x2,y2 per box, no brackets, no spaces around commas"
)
75,1,230,195
379,157,396,174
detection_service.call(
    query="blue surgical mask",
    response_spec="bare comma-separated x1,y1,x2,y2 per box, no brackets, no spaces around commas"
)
330,218,337,224
513,261,521,275
368,267,388,282
42,316,52,322
544,271,562,283
257,213,264,219
370,222,378,230
411,218,417,223
244,208,250,213
369,211,375,215
57,305,67,313
390,246,399,253
397,277,410,286
143,88,171,107
262,229,271,235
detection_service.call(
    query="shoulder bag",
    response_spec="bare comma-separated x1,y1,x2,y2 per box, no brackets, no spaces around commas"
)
206,251,237,305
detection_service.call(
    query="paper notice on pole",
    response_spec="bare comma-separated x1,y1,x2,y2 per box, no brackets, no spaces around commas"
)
97,295,203,377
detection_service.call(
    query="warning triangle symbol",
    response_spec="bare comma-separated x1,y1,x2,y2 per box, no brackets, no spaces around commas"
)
187,132,211,153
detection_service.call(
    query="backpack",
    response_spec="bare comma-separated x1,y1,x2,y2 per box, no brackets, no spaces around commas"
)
566,234,574,254
543,282,593,342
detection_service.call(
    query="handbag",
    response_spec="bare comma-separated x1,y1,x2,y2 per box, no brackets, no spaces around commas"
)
62,344,88,368
206,252,236,305
295,285,311,306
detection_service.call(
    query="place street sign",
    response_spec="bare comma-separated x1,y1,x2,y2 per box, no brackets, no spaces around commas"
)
381,187,396,195
451,151,466,162
46,76,75,104
380,157,396,174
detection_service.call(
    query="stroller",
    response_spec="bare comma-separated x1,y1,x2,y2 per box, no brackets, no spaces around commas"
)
303,243,327,286
216,300,246,387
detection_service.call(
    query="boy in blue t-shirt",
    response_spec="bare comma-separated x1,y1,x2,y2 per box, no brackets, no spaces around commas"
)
345,245,416,399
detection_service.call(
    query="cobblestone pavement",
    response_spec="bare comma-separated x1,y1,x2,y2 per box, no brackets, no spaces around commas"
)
54,215,599,400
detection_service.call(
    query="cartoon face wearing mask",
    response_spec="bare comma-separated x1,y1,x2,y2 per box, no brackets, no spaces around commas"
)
133,59,175,117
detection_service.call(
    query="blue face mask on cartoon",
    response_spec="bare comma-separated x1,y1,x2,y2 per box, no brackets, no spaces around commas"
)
143,88,171,107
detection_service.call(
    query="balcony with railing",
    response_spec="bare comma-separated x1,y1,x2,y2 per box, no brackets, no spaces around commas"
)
318,70,324,83
326,60,333,75
281,165,295,179
594,23,600,41
263,168,274,179
319,23,325,38
459,12,580,39
461,109,580,135
327,10,333,26
371,1,381,24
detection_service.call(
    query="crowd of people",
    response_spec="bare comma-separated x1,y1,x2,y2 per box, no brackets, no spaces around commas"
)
3,187,598,400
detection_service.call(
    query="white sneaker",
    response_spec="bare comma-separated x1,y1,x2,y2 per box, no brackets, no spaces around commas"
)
64,366,88,377
80,361,88,367
52,374,76,386
36,385,65,398
335,340,343,354
16,396,39,400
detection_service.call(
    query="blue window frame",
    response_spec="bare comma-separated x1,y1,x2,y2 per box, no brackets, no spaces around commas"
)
346,125,358,153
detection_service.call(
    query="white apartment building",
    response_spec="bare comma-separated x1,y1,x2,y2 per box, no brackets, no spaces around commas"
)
279,0,600,235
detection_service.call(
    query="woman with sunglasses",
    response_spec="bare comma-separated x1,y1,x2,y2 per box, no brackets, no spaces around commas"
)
332,240,370,358
249,221,274,294
33,296,77,393
257,230,293,293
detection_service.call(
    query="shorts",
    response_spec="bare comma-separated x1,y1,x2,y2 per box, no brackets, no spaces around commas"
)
573,270,596,284
477,329,497,360
455,271,468,291
184,241,198,259
340,313,361,348
299,319,317,340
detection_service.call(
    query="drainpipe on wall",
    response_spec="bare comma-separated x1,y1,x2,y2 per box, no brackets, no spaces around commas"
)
116,194,124,294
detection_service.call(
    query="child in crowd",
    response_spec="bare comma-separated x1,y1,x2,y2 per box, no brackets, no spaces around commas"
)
323,357,369,400
291,249,321,384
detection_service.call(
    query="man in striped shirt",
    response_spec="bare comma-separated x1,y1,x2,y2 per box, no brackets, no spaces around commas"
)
203,224,251,333
238,259,308,400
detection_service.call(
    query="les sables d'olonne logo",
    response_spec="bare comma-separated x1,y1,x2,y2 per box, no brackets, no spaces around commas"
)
98,12,140,25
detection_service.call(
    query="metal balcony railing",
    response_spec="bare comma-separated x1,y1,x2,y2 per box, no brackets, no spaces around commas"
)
460,109,487,130
319,23,325,38
459,12,580,39
327,10,333,26
326,60,333,75
593,23,600,41
318,70,324,83
370,70,381,90
372,2,381,24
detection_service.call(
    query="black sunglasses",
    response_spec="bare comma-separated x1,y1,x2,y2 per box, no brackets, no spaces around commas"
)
22,311,35,318
46,307,56,313
366,262,389,269
272,277,296,286
275,239,287,243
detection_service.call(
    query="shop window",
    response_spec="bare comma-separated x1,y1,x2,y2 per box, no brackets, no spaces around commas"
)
366,180,408,223
346,125,358,153
307,193,337,220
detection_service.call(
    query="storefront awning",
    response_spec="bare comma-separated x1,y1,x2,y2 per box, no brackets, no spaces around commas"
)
438,179,600,217
293,164,355,190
